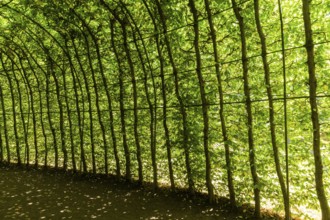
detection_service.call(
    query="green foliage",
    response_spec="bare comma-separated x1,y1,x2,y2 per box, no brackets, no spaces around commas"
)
0,0,329,219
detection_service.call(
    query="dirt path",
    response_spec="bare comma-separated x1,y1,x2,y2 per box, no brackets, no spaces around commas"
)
0,165,266,220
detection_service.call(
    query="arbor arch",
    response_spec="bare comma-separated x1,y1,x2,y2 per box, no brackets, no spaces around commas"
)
0,1,329,219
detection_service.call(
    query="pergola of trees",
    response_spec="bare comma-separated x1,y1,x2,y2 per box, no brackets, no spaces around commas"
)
0,0,329,219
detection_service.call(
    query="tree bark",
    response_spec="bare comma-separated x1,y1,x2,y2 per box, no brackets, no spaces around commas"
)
142,0,175,190
18,56,39,167
302,1,330,219
154,0,195,192
204,0,236,205
70,36,88,173
64,39,78,172
188,0,214,203
48,55,68,170
121,21,144,185
130,20,158,187
231,0,260,217
277,0,291,218
0,54,21,165
11,60,30,166
110,19,132,181
45,56,59,169
72,35,95,173
0,85,10,163
24,48,48,168
253,0,290,218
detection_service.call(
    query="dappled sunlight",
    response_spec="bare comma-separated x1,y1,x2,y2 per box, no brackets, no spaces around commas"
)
0,0,328,218
0,166,250,220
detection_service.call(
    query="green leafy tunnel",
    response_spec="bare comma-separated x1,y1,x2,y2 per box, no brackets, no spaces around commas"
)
0,0,329,219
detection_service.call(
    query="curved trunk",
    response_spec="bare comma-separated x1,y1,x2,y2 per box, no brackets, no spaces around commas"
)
120,21,144,185
277,0,291,218
0,55,21,165
302,1,330,219
253,0,290,218
231,0,260,217
110,20,131,181
24,51,48,168
70,36,88,173
87,21,120,178
0,85,10,163
99,0,121,180
72,36,93,173
45,56,59,169
0,114,3,162
47,55,68,170
11,61,29,166
127,3,159,186
188,0,214,203
154,0,194,192
131,27,156,186
80,31,102,174
60,55,76,172
204,0,236,205
18,56,39,167
73,12,109,175
142,0,174,190
64,39,80,172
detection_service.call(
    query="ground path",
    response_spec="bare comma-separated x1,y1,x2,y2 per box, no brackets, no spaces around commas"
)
0,165,278,220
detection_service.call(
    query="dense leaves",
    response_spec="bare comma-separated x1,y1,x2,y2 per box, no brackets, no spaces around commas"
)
0,0,329,219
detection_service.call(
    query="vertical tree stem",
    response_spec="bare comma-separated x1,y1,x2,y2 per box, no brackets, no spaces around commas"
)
253,0,290,218
110,19,132,181
231,0,260,217
302,1,330,219
154,0,195,192
204,0,236,205
0,85,10,163
188,0,214,203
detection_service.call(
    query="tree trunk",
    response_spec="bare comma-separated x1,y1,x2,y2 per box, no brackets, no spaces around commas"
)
48,56,68,170
130,21,158,188
203,0,236,204
0,85,9,163
301,1,330,219
188,0,214,203
277,0,291,218
70,37,87,173
27,52,48,167
0,118,3,162
18,56,39,167
121,21,144,185
64,39,78,172
11,60,29,166
61,55,76,172
154,0,195,192
110,19,131,181
253,0,290,218
142,0,175,190
231,0,260,217
21,44,49,168
0,55,21,165
46,56,59,169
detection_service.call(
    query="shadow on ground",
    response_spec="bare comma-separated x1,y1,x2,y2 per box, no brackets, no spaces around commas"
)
0,165,276,220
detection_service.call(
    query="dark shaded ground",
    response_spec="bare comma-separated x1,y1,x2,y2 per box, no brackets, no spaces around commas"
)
0,164,281,220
